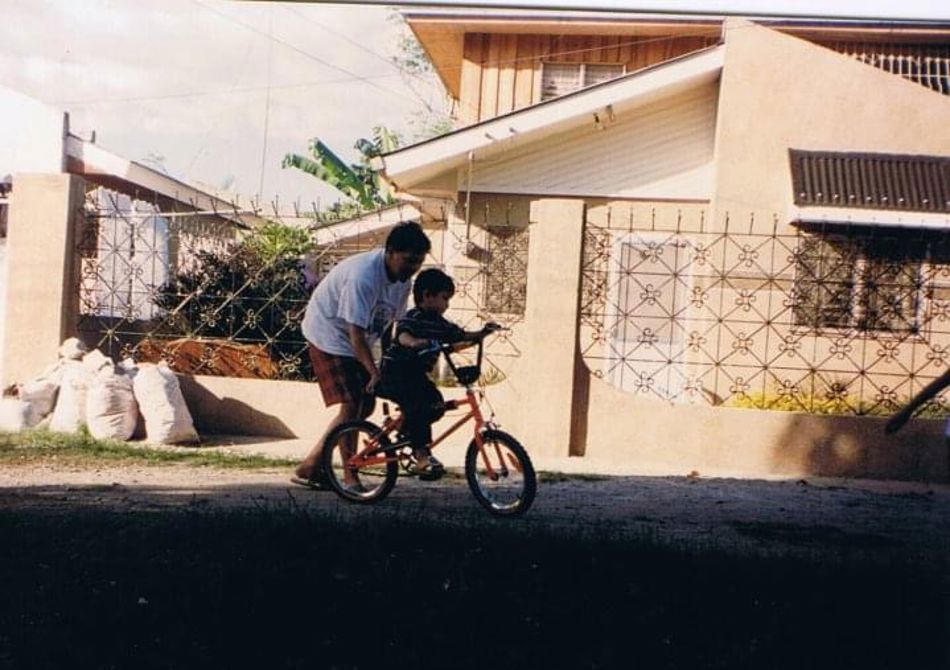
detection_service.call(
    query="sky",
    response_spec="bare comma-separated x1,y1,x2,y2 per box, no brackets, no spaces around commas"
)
1,0,947,211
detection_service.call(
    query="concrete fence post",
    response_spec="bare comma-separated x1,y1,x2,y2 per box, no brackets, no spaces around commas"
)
514,197,586,459
2,173,85,385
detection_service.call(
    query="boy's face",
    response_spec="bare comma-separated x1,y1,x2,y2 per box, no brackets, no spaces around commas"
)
420,290,453,315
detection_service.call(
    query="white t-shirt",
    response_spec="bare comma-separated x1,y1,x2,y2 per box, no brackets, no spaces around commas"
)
301,249,412,357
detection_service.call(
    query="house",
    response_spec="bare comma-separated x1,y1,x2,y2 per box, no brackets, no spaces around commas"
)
0,82,426,437
0,84,262,385
371,10,950,480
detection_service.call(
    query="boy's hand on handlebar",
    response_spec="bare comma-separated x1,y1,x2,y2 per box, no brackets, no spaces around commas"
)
480,321,503,337
416,340,444,356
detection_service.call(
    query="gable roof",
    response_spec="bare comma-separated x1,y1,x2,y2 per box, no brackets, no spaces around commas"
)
374,44,724,192
404,9,950,97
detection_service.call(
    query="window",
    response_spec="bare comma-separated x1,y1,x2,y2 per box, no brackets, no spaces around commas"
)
605,233,693,398
540,62,624,101
792,231,938,333
0,181,9,239
483,224,529,316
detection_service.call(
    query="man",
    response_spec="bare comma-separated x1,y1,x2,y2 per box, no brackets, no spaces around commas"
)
292,221,430,487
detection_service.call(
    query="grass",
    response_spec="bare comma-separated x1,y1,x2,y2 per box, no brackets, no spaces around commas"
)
0,429,297,469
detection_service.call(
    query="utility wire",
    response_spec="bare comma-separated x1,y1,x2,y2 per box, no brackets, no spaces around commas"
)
258,6,273,198
282,5,443,113
48,27,722,107
190,0,419,107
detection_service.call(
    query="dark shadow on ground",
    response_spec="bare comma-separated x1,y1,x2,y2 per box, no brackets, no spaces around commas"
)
1,479,947,670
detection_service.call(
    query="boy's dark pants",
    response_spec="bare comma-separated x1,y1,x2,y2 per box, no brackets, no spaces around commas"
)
378,373,446,452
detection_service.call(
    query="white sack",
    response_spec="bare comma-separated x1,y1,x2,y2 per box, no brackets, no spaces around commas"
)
48,362,93,433
86,367,138,441
82,349,113,374
0,398,30,432
16,360,66,427
132,363,198,444
59,338,88,361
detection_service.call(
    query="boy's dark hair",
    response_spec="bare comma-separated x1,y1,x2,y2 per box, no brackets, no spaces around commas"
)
413,268,455,305
385,221,431,254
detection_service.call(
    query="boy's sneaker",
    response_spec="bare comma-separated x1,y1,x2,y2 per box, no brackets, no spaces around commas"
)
413,455,445,481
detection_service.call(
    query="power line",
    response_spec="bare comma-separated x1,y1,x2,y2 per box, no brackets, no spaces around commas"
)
47,26,721,108
258,6,273,198
189,0,419,107
282,5,445,114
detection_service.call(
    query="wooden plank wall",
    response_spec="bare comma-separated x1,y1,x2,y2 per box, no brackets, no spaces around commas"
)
458,33,718,125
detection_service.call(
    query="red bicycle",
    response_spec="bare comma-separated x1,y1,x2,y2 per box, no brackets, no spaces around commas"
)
320,334,536,517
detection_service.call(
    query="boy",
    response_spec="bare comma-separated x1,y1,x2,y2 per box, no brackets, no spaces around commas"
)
378,268,497,480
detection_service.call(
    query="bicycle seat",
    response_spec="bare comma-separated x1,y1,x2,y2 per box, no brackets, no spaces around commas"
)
454,365,480,385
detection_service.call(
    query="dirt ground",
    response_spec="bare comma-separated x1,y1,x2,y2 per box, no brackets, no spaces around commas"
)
2,462,948,564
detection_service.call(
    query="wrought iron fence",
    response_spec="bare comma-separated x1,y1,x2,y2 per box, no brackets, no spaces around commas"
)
74,187,527,383
580,211,950,415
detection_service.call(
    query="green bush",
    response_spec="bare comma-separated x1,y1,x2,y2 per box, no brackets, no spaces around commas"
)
153,222,315,379
727,391,948,418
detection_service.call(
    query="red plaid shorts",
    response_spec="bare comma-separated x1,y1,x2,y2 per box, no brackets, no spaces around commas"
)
308,344,375,410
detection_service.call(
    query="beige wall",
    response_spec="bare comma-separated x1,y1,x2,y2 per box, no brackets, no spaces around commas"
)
2,173,84,385
582,372,947,481
173,194,947,483
712,19,950,229
0,86,66,174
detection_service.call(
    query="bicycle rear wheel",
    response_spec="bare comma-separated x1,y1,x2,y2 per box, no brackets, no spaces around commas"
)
465,430,536,517
321,420,399,503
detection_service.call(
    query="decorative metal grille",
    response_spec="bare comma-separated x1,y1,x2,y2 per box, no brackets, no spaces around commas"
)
483,225,529,316
828,42,950,96
74,187,378,381
74,187,527,384
580,212,950,415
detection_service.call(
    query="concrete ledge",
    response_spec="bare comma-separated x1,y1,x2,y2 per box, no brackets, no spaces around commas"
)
176,371,948,484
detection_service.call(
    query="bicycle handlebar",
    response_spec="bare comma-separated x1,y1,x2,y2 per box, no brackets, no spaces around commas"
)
414,323,508,358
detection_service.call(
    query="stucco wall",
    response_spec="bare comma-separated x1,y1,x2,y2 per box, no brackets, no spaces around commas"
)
712,19,950,229
0,86,66,176
1,173,84,386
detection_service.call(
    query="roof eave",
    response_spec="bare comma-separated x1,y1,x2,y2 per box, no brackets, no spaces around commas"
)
376,45,724,191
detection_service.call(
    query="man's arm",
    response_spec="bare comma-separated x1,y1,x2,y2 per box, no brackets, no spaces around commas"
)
347,323,380,393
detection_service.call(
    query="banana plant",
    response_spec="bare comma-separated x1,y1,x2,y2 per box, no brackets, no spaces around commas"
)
282,126,399,211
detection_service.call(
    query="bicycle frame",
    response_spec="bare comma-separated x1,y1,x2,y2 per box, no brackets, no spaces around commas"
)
345,389,504,475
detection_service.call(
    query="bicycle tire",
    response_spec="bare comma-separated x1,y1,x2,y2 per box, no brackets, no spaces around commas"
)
464,430,536,517
321,420,399,504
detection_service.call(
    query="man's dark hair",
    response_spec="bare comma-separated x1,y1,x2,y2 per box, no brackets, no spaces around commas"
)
413,268,455,305
385,221,431,254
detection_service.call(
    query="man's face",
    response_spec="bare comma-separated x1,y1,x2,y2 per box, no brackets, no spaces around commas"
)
385,249,426,282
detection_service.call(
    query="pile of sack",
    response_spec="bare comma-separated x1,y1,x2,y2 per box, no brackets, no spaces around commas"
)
0,338,199,444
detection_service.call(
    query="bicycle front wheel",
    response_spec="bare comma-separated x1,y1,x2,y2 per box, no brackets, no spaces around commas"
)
321,420,399,503
465,430,536,517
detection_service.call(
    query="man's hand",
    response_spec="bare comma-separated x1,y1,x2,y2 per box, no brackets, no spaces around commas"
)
365,369,380,394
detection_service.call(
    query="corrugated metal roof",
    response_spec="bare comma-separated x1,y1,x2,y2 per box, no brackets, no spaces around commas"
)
790,150,950,213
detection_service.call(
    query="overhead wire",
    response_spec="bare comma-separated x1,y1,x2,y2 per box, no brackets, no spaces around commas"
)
189,0,420,108
282,5,445,115
46,27,724,108
258,6,274,199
